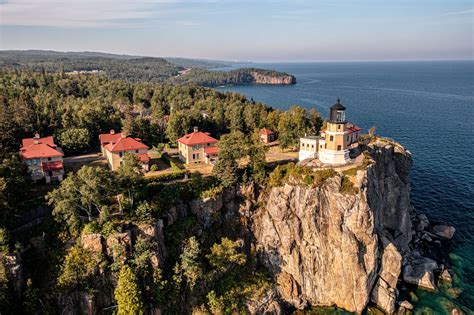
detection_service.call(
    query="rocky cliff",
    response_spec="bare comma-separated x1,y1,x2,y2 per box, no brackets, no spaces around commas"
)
251,139,416,313
249,71,296,85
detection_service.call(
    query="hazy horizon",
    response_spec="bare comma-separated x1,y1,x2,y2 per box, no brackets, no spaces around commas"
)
1,0,472,62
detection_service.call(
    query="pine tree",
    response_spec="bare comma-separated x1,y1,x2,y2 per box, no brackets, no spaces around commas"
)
115,265,144,315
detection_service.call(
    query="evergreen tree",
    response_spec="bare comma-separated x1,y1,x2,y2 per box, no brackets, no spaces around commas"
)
115,265,144,315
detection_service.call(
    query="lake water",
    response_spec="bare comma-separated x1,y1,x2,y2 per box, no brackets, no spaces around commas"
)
218,61,474,313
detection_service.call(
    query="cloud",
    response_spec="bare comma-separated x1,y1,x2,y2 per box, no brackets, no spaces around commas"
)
442,8,474,16
0,0,185,28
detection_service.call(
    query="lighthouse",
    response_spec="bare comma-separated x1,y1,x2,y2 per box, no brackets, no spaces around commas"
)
318,99,352,165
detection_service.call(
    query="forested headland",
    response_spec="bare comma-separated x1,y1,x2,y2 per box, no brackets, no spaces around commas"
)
0,50,296,87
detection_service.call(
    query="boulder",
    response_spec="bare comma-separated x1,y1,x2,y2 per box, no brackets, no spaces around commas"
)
415,214,430,232
432,225,456,240
451,307,464,315
245,288,284,314
439,268,453,284
399,300,413,310
371,243,402,314
403,257,437,290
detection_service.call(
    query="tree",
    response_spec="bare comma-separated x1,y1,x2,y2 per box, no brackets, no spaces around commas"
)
178,237,203,289
277,106,311,149
0,154,30,227
212,131,248,187
115,265,144,315
206,238,246,273
247,131,268,183
58,128,90,153
47,166,114,233
166,111,191,143
117,153,145,212
57,246,98,291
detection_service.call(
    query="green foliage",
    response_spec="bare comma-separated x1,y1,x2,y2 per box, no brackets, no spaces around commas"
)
277,106,323,149
0,228,9,252
47,166,115,234
161,153,183,171
22,279,41,314
57,246,99,291
58,128,90,153
131,236,153,275
169,67,295,87
115,265,144,315
0,258,9,305
145,169,190,182
268,163,336,188
340,176,359,194
178,237,203,289
149,164,159,171
213,131,248,187
207,238,246,273
0,153,30,227
133,201,154,224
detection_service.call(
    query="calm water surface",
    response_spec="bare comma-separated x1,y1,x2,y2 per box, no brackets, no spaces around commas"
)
218,61,474,313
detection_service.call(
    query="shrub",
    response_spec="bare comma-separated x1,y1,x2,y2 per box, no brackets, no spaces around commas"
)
145,169,190,182
340,176,358,194
268,163,336,188
150,164,159,172
133,201,154,224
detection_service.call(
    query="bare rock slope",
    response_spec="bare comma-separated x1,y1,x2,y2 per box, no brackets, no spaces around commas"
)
252,140,414,313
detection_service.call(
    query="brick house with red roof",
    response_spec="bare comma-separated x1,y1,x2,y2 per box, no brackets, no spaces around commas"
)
177,127,219,165
20,134,64,183
259,128,275,143
99,131,150,171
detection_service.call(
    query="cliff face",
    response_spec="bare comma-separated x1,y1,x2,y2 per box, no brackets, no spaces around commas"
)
251,140,414,313
249,71,296,85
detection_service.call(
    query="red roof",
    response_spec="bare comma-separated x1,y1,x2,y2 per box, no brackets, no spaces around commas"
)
22,136,55,148
20,136,63,159
204,146,219,155
42,161,64,171
104,137,149,153
347,125,362,134
177,131,218,146
99,132,123,146
260,128,274,135
137,153,150,163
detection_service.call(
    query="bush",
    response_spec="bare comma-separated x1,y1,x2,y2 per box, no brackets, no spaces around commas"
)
161,153,183,171
146,169,190,182
340,176,358,194
150,164,159,172
268,163,336,188
133,201,154,224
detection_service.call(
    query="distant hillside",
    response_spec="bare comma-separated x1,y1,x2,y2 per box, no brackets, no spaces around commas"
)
0,50,295,86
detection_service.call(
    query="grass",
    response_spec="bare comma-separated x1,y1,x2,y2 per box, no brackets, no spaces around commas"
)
268,162,336,188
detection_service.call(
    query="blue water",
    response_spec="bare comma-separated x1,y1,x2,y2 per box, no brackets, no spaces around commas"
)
218,61,474,313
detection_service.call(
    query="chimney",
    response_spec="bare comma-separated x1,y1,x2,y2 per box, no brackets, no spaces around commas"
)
34,133,40,144
193,126,199,133
110,129,115,135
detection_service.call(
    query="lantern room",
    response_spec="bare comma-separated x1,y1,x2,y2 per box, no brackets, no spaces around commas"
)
329,98,346,123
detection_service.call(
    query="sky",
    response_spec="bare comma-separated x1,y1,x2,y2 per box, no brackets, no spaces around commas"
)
0,0,472,62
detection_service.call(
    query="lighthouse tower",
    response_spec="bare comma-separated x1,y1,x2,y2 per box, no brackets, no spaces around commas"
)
319,99,351,165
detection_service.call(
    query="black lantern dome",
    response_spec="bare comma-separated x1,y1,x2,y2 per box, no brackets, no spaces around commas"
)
329,98,346,123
